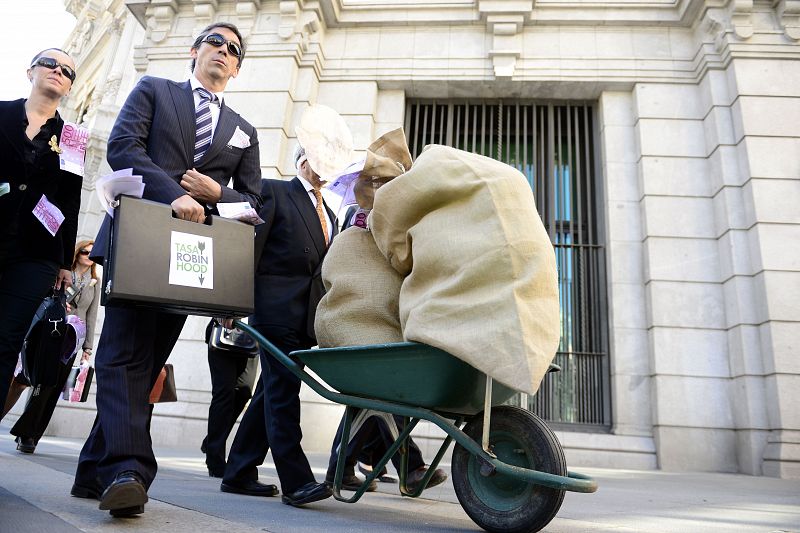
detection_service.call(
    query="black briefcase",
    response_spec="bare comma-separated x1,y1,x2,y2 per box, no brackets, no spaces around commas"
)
102,196,255,317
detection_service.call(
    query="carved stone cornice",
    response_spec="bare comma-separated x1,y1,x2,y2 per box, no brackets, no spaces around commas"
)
478,1,533,78
702,10,728,52
65,0,105,18
133,44,149,72
319,0,700,27
65,0,85,17
144,0,178,43
698,0,762,55
279,1,300,39
192,0,218,33
730,0,754,39
279,1,322,52
235,0,262,37
125,0,150,28
774,0,800,40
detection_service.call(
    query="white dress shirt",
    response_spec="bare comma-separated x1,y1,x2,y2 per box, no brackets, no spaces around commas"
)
297,175,333,243
190,75,224,142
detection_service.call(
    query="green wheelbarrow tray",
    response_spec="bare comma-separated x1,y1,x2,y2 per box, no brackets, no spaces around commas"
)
293,342,519,417
234,321,597,498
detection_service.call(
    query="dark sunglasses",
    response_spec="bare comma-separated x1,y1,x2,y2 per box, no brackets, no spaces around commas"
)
78,249,91,256
31,56,76,82
201,33,242,58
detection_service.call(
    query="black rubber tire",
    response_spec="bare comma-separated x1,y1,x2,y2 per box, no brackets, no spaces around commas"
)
452,406,566,533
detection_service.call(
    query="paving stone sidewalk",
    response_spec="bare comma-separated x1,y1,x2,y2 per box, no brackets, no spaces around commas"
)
1,428,798,533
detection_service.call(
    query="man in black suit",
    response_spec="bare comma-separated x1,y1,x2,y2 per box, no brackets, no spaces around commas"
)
202,318,258,478
72,23,262,517
221,145,336,507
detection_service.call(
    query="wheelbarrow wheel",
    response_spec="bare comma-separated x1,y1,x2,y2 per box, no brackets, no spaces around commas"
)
452,406,566,533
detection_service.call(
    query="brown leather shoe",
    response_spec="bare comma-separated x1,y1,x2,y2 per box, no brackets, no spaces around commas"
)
406,466,448,492
326,473,377,492
359,463,397,483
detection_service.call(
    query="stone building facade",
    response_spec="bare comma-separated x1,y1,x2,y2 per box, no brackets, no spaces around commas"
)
10,0,796,478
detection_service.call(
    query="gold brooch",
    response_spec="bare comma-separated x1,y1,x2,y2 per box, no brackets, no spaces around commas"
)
49,135,62,154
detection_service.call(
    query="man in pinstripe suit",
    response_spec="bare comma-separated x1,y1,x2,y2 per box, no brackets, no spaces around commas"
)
72,22,262,518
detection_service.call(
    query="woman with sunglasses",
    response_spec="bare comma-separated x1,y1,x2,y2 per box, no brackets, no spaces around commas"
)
0,48,82,422
9,240,101,453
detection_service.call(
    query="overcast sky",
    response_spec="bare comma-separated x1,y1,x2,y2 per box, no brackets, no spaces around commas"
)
1,1,77,100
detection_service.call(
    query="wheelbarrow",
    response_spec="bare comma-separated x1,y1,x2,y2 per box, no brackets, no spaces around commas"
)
235,321,597,533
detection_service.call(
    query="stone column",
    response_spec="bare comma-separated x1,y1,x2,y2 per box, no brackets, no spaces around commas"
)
698,64,771,476
596,91,658,470
725,58,800,478
635,80,736,472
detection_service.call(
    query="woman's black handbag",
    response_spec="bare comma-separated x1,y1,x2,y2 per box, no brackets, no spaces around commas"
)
208,322,259,357
22,289,71,387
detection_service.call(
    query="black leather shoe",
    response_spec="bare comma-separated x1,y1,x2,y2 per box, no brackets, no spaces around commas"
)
99,471,148,517
110,504,145,518
282,482,332,507
15,437,36,454
71,479,104,500
325,473,377,492
220,479,279,497
208,469,225,478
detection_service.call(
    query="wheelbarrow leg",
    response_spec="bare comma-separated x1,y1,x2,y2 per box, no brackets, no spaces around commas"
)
334,408,393,454
330,406,356,502
482,377,493,453
331,408,421,503
399,417,463,498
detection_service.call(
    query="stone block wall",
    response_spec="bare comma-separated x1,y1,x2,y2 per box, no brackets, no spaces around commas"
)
43,0,798,478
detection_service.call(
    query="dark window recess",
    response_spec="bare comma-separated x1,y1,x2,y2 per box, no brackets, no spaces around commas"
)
405,100,611,430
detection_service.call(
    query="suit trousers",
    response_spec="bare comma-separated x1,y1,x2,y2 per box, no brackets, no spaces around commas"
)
203,348,257,473
11,353,77,441
327,411,426,478
74,305,186,489
223,325,316,494
0,260,59,422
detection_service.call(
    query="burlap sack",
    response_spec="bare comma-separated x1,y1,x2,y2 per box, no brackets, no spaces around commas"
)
354,128,413,209
368,145,559,395
315,227,404,347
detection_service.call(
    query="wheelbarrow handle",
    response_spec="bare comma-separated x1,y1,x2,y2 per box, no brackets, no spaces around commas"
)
233,320,386,412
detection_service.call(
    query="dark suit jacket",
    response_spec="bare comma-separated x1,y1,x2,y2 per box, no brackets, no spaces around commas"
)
252,178,338,339
92,76,262,263
0,99,82,269
342,205,358,231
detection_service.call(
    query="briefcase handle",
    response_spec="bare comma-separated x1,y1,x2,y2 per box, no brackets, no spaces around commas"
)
170,207,215,226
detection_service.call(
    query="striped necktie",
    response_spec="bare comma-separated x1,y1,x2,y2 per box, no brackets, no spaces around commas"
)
194,88,216,163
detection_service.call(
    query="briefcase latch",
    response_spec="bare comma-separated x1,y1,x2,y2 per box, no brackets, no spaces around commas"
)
105,280,113,295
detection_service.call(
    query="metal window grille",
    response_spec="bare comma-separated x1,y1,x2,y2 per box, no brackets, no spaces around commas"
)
404,100,611,430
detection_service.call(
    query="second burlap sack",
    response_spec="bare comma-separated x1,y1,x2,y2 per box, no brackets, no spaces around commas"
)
369,145,559,395
315,226,404,347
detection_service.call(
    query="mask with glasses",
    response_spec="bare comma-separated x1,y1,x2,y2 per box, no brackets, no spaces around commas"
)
30,56,76,83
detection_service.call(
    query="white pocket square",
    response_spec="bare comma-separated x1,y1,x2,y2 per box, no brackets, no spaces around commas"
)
227,126,251,149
